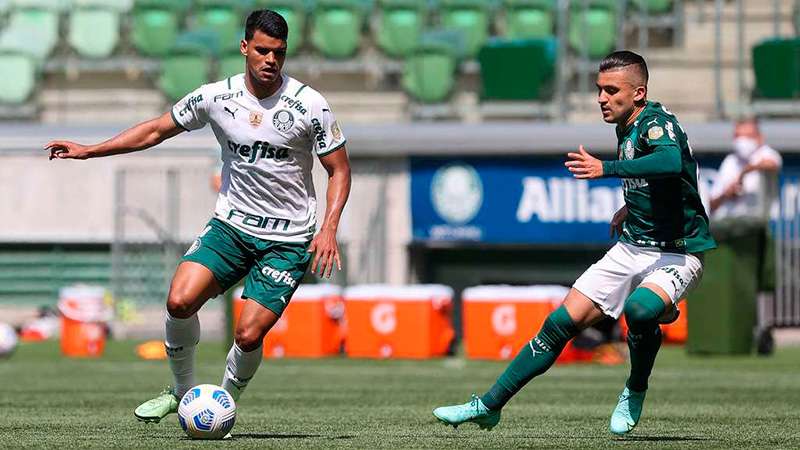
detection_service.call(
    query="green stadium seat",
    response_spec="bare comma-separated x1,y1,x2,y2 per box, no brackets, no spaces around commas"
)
131,0,190,57
253,0,307,56
69,1,129,58
159,34,214,101
568,0,617,59
478,37,555,101
219,51,244,79
631,0,672,14
193,0,244,53
0,6,59,63
502,0,555,40
438,0,491,58
402,39,457,103
310,0,364,59
752,38,800,99
374,0,428,58
0,51,36,104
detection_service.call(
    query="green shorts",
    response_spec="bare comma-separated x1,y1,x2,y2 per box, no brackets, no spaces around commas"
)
181,218,311,316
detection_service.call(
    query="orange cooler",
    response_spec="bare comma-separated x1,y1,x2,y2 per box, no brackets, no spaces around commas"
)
233,284,344,358
58,285,112,358
462,285,570,360
344,285,455,359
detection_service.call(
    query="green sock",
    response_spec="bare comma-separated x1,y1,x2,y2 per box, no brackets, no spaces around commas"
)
480,305,579,411
624,287,666,392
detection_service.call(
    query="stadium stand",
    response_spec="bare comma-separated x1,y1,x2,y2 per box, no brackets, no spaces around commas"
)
500,0,556,40
0,0,794,124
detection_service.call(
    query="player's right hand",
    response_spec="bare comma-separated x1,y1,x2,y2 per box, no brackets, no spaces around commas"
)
610,205,628,238
45,140,91,160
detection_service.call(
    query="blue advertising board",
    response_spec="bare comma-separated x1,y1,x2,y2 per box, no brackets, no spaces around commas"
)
411,156,800,245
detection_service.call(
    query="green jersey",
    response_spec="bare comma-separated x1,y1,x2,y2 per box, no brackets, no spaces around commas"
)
601,101,716,254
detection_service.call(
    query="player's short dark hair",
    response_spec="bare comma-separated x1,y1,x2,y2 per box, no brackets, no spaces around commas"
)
245,10,288,41
736,116,761,131
599,50,649,85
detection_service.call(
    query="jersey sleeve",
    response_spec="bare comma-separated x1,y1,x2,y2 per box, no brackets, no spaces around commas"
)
601,116,682,179
307,94,346,156
171,86,209,131
641,115,681,152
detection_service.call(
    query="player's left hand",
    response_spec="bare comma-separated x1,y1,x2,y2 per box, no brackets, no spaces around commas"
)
308,228,341,279
565,145,604,179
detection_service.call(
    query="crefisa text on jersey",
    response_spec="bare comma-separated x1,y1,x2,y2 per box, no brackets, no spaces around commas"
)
227,139,289,163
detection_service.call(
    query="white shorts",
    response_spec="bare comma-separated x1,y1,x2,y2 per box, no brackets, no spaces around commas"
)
572,242,704,319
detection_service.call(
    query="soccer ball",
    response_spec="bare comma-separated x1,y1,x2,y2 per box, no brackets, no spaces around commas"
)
178,384,236,439
0,323,18,359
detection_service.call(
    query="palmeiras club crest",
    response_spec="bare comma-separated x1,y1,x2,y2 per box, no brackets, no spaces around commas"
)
272,110,295,132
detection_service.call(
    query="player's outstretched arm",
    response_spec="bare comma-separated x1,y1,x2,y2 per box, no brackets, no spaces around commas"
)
309,147,352,279
45,111,184,160
565,144,681,180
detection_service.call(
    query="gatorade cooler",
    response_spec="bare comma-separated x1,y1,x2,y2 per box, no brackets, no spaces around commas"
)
620,300,688,344
462,285,570,360
344,285,455,359
58,285,112,358
232,284,344,358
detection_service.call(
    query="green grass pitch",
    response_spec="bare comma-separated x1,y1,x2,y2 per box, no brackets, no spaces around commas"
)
0,341,798,448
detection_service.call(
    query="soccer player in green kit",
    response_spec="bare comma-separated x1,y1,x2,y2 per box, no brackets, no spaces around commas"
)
432,51,716,435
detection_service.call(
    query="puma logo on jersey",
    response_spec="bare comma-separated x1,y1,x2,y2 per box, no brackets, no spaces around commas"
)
224,107,238,119
227,139,289,163
261,265,297,287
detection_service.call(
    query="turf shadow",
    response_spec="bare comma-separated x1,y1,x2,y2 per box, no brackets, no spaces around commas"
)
232,433,354,440
615,435,713,442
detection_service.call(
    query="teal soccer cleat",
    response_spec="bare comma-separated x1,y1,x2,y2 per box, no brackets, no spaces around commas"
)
609,386,646,435
134,387,179,424
433,395,501,430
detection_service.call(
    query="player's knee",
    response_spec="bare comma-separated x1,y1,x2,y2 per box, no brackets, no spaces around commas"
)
234,327,265,352
623,287,665,324
166,289,200,319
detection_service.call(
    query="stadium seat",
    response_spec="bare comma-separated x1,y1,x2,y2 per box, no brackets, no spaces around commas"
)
568,0,617,59
752,39,800,99
0,50,36,104
131,0,190,57
630,0,672,14
502,0,556,40
0,3,60,63
310,0,364,59
159,35,214,101
401,39,457,103
254,0,307,55
374,0,428,58
68,0,132,58
478,37,556,101
219,51,244,79
438,0,491,58
192,0,244,53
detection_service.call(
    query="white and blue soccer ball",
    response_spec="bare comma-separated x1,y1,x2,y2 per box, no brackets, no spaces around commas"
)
178,384,236,439
0,323,18,359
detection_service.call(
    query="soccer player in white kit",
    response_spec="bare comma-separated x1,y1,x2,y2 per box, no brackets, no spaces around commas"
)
45,10,352,424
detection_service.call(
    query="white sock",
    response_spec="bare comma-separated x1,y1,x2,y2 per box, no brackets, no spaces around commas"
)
221,343,263,401
165,312,200,398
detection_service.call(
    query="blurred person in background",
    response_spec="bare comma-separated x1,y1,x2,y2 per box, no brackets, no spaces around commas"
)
709,118,782,353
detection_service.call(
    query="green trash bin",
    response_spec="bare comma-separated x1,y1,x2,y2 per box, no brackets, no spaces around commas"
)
478,37,556,101
752,38,800,99
687,218,764,355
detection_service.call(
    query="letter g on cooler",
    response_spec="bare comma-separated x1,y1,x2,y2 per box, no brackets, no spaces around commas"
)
370,303,397,335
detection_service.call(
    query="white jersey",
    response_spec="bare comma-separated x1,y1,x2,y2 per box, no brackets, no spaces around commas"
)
172,73,346,242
